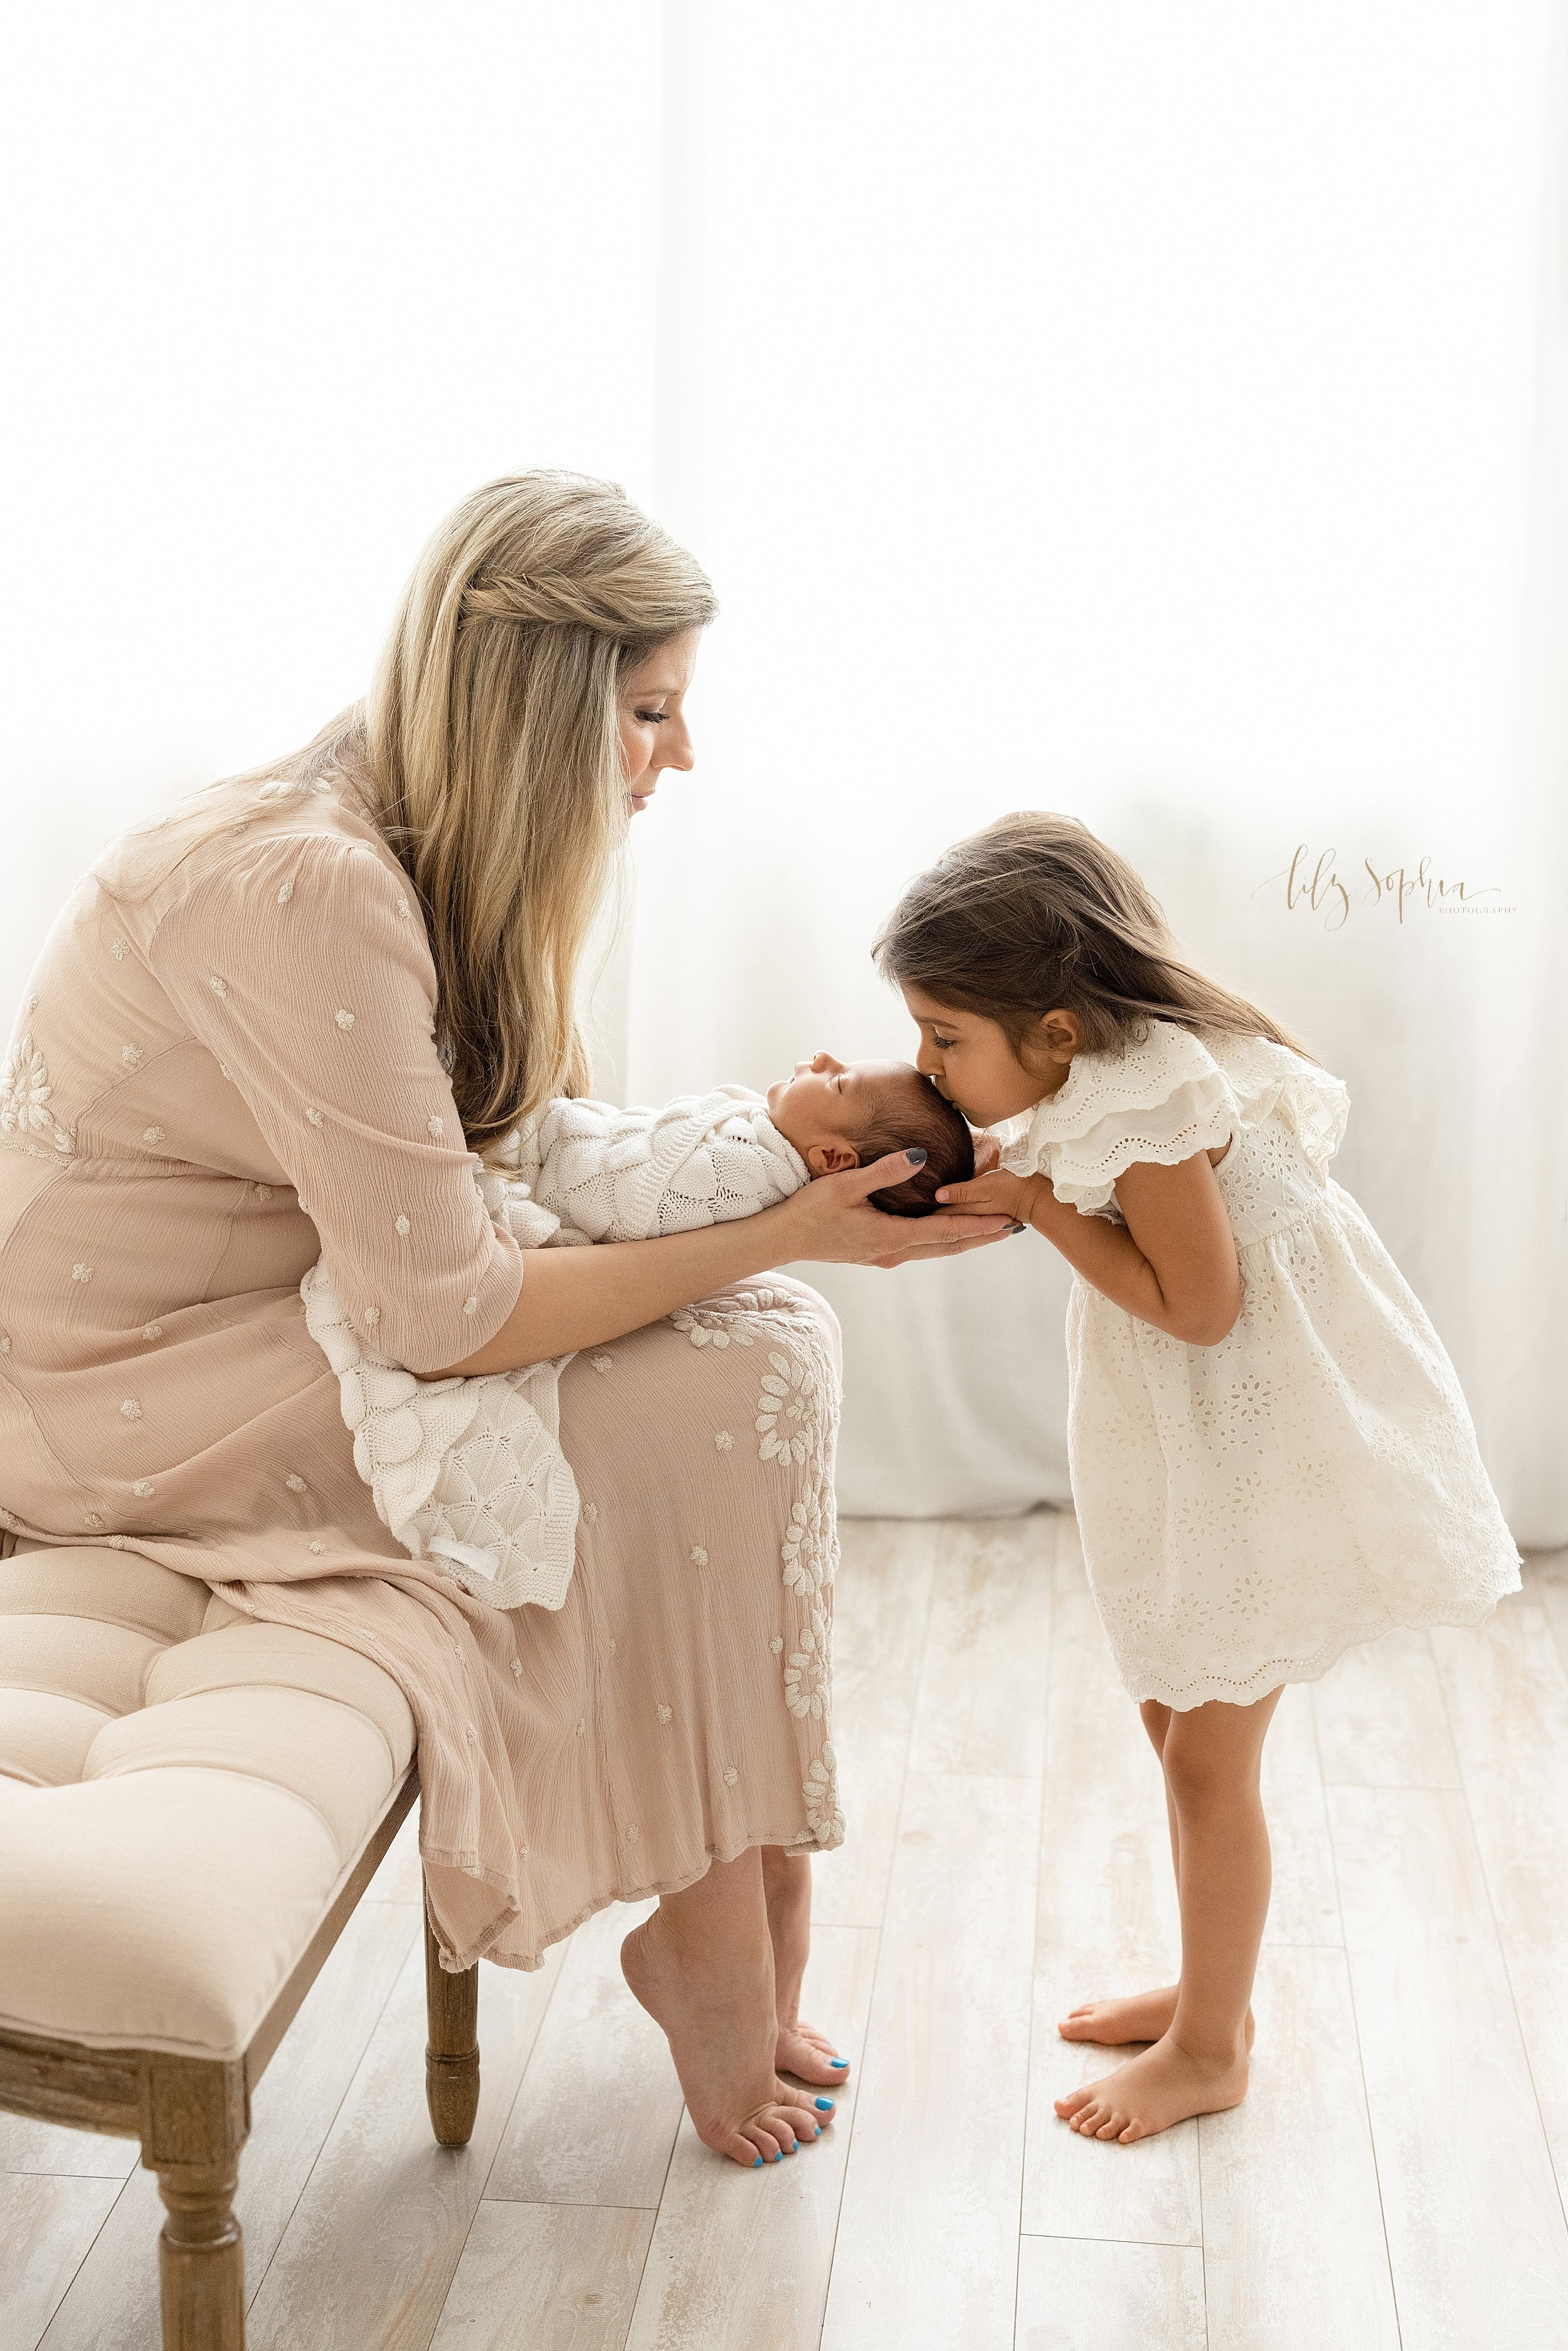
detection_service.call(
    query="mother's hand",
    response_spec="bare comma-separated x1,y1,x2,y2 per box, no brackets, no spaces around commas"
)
777,1149,1017,1270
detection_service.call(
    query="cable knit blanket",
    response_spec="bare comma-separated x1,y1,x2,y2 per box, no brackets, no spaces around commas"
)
302,1087,808,1610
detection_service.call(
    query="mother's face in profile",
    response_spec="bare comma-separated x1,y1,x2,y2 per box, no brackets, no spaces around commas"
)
618,628,702,817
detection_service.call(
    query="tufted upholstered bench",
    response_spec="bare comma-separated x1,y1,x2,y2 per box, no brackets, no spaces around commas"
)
0,1537,481,2350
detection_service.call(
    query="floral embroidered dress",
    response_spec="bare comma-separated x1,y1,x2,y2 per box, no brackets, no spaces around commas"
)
0,790,844,1968
1001,1021,1520,1708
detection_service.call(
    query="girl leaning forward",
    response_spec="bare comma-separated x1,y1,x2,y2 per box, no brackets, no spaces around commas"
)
876,814,1520,2144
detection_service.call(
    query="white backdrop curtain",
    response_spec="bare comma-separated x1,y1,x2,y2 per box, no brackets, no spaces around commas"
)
4,3,1564,1541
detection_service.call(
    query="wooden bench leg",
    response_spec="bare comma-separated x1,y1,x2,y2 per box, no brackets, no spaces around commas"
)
140,2055,248,2351
156,2158,244,2350
424,1905,480,2147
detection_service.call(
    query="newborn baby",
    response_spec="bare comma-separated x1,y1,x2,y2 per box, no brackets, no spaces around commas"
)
452,1056,974,1255
303,1054,975,1608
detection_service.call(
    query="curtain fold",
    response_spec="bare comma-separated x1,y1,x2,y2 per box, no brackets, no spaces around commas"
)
630,0,1567,1539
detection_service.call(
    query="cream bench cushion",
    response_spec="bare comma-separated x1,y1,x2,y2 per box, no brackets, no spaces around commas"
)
0,1542,413,2061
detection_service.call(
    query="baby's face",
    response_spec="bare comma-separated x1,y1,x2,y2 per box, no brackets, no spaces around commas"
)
766,1052,921,1175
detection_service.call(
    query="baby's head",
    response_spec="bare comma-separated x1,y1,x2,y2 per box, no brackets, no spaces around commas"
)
766,1055,975,1217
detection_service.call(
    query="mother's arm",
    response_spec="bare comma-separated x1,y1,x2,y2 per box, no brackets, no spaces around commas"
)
434,1148,1014,1372
148,833,1007,1377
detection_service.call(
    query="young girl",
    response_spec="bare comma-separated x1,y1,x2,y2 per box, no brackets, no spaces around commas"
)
875,812,1521,2145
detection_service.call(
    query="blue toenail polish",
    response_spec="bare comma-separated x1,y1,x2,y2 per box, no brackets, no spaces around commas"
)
831,2058,847,2067
773,2148,783,2160
753,2154,763,2166
815,2098,834,2110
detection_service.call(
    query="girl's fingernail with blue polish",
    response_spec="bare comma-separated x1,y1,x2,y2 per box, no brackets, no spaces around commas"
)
906,1146,927,1165
815,2098,834,2110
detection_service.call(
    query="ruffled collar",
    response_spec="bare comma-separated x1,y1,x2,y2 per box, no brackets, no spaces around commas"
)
995,1021,1348,1202
1004,1021,1214,1156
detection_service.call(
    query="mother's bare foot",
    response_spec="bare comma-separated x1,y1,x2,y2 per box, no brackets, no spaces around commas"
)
1059,1985,1255,2051
776,2016,850,2089
622,1911,826,2168
761,1847,850,2089
1055,2032,1249,2143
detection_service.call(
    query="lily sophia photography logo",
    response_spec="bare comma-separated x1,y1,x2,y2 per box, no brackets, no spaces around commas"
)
1257,845,1517,930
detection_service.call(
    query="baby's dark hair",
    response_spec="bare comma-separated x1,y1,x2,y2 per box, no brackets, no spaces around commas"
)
853,1075,975,1218
872,812,1307,1061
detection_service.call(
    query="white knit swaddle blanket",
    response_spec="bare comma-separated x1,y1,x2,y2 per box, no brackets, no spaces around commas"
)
302,1087,808,1610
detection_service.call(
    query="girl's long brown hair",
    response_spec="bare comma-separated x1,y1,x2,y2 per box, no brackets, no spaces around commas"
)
874,812,1306,1058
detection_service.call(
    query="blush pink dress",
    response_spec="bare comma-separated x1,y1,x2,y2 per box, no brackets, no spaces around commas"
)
0,789,843,1968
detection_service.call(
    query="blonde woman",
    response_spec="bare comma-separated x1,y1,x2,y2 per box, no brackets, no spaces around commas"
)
0,473,1010,2168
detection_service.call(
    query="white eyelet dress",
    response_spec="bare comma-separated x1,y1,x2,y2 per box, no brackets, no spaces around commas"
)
1001,1021,1520,1709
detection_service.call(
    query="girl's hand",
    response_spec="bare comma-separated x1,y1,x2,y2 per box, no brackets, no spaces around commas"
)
779,1149,1016,1270
933,1167,1041,1224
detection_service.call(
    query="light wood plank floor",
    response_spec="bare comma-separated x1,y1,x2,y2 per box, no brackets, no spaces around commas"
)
7,1516,1568,2351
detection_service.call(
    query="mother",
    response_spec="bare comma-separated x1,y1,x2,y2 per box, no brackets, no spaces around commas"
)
0,472,1008,2167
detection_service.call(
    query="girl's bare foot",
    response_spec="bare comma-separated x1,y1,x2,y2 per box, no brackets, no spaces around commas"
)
1055,2032,1249,2143
621,1903,825,2168
761,1845,851,2089
1059,1986,1254,2051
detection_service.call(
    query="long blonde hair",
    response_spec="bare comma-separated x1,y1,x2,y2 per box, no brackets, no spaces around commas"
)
874,812,1308,1058
145,471,716,1140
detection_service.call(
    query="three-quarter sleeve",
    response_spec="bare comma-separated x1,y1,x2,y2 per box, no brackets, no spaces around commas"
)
147,829,522,1372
